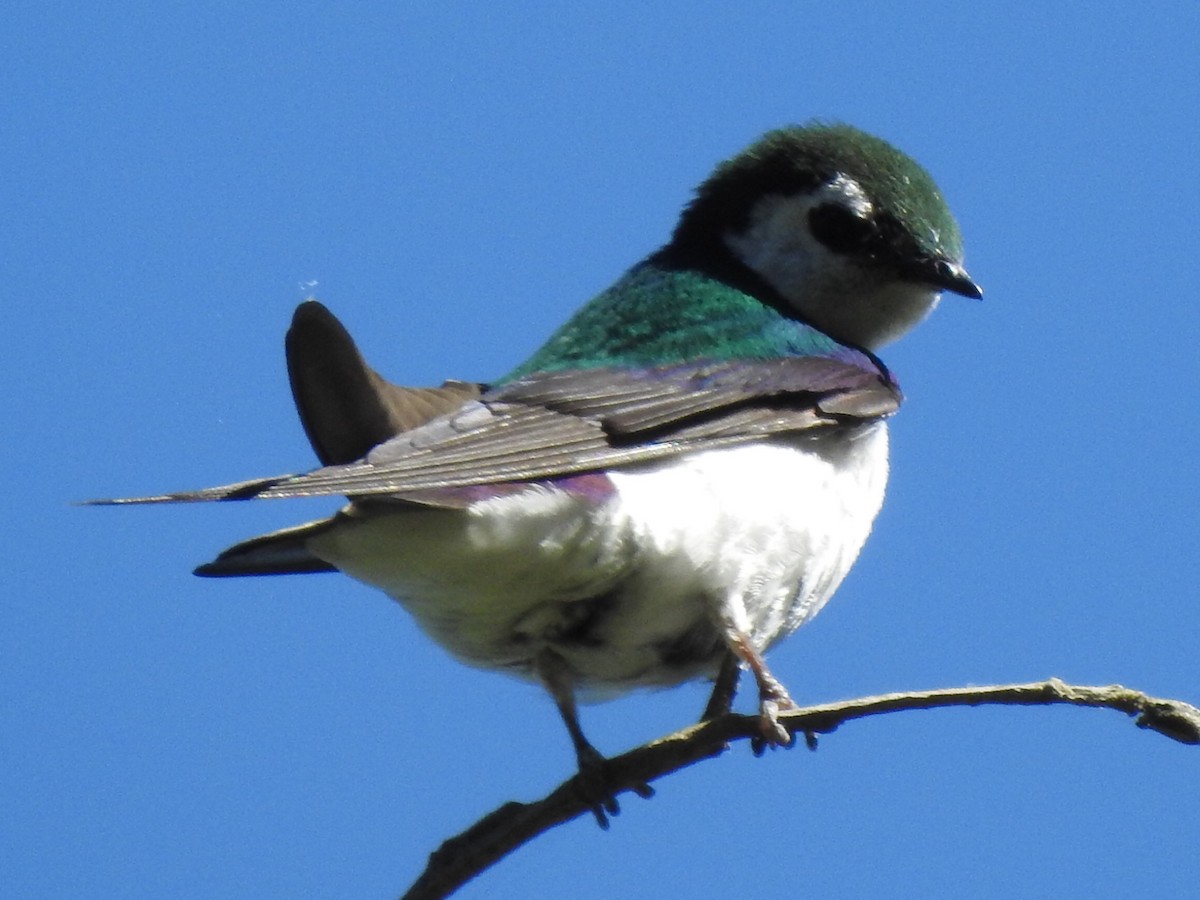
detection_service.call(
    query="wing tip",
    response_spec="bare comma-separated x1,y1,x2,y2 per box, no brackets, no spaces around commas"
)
80,474,301,506
79,494,189,506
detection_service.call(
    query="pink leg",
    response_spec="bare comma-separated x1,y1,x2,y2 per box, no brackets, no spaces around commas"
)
727,631,798,747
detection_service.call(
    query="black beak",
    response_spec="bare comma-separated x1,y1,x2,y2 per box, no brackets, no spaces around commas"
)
924,258,983,299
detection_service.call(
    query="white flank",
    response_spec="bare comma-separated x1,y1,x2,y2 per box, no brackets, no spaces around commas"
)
309,423,889,698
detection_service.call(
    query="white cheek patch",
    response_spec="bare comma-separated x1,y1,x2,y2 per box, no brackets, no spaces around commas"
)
722,192,821,291
718,176,940,350
722,173,874,290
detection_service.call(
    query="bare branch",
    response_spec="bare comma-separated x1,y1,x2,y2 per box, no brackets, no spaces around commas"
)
402,679,1200,900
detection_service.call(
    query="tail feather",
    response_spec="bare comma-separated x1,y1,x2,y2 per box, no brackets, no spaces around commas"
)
286,300,483,465
87,300,486,506
194,518,339,577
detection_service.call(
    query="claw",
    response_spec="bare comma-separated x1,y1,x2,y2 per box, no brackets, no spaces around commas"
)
574,744,620,829
760,695,798,745
572,742,655,828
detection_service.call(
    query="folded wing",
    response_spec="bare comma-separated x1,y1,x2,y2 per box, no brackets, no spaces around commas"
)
95,350,900,507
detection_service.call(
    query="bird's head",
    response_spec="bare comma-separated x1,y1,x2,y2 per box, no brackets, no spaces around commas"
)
669,123,981,350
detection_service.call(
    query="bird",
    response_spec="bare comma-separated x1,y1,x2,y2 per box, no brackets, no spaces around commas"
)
95,123,981,826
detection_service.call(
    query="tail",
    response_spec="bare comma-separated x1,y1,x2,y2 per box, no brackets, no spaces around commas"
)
286,299,482,465
193,518,339,576
87,300,484,505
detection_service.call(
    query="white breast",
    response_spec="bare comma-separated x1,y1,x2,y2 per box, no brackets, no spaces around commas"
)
606,422,889,652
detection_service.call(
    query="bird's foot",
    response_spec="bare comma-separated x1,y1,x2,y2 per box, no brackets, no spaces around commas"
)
536,648,653,827
751,686,799,756
572,743,654,830
725,630,802,755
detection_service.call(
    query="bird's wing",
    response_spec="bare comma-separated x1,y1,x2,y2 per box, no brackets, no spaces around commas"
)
94,355,899,506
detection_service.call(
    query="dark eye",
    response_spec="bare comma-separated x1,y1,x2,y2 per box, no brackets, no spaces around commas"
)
808,202,876,254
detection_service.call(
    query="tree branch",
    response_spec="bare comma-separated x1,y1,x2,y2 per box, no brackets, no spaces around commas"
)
402,679,1200,899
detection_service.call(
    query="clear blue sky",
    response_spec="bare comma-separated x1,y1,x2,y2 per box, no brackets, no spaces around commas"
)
6,5,1199,898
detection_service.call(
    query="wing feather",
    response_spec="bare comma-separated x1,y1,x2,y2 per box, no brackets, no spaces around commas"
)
92,356,899,506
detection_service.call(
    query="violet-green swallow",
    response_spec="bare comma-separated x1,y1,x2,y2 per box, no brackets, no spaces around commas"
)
97,123,980,825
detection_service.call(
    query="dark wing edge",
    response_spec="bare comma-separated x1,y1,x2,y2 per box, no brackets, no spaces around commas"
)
84,472,301,506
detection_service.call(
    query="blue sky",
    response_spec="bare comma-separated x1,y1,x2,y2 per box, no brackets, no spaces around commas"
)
6,5,1199,898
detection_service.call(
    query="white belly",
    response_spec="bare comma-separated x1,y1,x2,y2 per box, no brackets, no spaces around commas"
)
308,423,889,696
